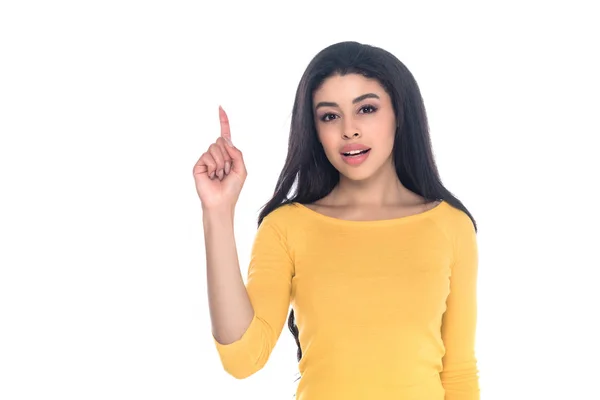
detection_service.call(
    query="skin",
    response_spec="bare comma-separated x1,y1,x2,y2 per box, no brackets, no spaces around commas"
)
194,108,252,345
309,73,440,220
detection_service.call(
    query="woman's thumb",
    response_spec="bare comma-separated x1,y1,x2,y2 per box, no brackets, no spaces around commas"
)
223,140,245,172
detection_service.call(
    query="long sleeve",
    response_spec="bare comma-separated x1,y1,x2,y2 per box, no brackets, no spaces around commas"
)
212,213,294,379
440,212,480,399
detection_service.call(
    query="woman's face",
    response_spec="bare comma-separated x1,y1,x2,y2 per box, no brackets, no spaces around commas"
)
313,73,397,181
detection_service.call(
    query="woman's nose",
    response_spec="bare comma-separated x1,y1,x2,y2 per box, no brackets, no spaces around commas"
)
342,131,361,139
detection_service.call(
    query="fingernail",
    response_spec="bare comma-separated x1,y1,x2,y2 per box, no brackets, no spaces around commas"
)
224,161,231,175
217,169,224,180
224,137,234,147
209,170,216,179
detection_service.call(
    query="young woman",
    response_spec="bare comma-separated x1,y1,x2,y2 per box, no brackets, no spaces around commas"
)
194,41,480,399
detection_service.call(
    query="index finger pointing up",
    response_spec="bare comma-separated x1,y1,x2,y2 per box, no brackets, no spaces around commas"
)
219,105,231,141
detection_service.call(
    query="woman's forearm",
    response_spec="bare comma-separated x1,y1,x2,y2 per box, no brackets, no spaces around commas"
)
203,207,254,345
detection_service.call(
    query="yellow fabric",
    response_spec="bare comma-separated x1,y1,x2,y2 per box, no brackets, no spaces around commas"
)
213,200,480,399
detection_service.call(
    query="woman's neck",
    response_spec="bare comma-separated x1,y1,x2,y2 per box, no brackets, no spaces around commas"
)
328,165,420,208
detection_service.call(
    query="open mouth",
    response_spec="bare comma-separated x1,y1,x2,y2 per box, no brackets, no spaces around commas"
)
341,149,371,157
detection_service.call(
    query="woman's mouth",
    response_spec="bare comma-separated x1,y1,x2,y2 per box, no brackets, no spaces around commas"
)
341,149,370,157
340,148,371,165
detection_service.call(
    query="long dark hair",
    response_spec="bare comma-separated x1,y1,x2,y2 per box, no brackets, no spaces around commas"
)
256,41,477,365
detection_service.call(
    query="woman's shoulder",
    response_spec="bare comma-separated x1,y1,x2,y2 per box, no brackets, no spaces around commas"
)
432,201,477,246
260,202,306,227
443,202,475,229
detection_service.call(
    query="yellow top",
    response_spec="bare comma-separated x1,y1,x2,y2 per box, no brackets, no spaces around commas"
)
213,200,480,400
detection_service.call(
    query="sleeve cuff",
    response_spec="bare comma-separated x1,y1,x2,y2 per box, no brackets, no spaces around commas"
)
212,312,264,378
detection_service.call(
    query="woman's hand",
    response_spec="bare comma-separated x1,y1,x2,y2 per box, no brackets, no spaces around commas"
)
193,106,247,211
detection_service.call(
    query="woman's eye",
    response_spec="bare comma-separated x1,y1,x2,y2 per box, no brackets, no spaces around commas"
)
360,105,377,114
321,113,337,122
320,105,377,122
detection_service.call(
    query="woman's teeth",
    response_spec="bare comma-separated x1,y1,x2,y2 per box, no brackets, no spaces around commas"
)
343,149,369,156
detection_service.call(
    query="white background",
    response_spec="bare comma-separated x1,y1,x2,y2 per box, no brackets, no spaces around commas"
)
1,1,599,399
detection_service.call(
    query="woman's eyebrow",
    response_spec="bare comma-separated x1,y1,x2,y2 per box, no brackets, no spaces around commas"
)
314,93,380,110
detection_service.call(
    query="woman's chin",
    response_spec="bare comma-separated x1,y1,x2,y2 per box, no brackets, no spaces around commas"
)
337,167,375,182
